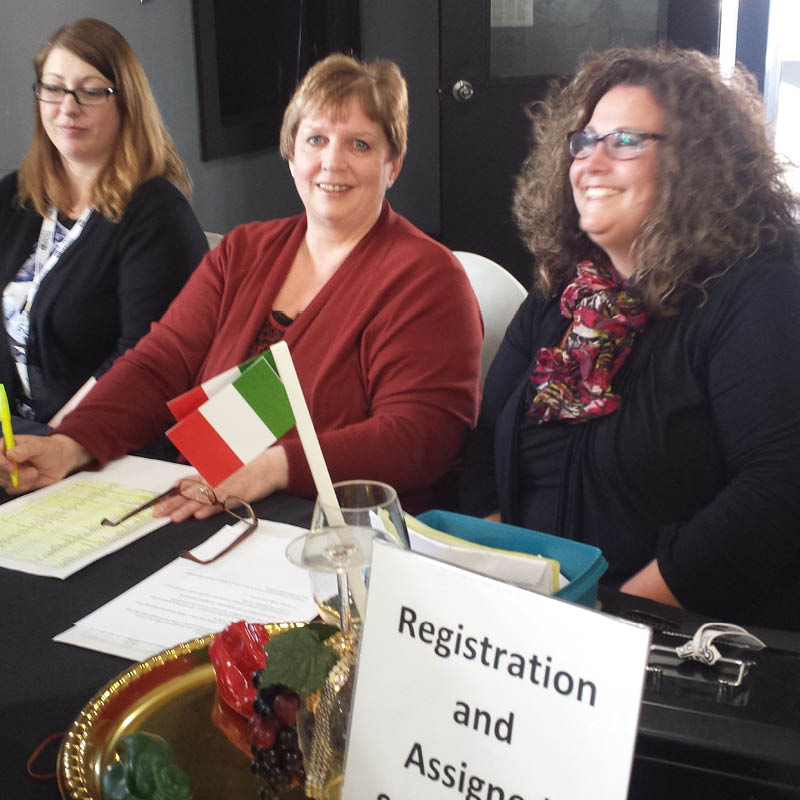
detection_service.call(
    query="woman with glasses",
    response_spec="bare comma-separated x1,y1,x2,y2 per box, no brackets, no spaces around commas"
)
461,47,800,629
0,18,206,427
1,53,481,518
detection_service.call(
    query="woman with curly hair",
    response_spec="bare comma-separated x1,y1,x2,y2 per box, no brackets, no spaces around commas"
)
461,46,800,629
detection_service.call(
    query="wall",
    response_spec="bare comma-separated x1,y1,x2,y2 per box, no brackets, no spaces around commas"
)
360,0,440,235
0,0,440,236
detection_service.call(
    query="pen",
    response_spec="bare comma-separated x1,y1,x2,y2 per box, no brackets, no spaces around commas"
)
0,384,19,487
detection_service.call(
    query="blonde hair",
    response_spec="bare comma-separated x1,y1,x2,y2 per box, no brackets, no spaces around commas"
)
280,53,408,161
17,18,191,221
514,46,800,315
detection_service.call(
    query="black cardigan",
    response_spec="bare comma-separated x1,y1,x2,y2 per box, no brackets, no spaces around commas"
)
0,172,207,421
460,251,800,630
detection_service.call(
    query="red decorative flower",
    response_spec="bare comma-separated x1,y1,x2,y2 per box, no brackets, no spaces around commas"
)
209,620,270,717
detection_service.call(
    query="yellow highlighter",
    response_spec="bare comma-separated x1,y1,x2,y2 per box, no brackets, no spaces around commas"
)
0,384,19,487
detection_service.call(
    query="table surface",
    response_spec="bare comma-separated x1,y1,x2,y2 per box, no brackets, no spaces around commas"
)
2,493,799,800
0,491,314,798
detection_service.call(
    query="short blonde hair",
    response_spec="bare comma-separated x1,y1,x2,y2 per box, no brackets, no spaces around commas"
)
18,18,191,221
280,53,408,161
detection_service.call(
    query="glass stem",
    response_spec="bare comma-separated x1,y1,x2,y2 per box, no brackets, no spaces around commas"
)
336,569,352,635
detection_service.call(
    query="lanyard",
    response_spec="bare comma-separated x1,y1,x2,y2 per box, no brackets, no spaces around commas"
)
25,206,92,312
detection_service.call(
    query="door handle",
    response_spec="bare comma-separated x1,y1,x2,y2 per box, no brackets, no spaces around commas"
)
452,79,475,102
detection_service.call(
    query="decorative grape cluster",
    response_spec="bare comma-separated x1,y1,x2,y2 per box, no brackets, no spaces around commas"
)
249,676,304,799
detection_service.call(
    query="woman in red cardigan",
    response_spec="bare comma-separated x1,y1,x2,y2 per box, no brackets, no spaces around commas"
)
0,54,482,517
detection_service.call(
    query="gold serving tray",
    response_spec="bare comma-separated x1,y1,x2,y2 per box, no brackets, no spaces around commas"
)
58,622,307,800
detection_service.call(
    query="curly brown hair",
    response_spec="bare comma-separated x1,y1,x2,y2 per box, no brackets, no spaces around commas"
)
513,46,800,314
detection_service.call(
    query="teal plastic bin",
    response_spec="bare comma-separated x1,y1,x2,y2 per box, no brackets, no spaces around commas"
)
417,510,608,609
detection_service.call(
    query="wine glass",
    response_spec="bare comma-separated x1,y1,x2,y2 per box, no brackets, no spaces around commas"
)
285,528,373,800
310,480,409,547
305,480,407,627
285,525,389,633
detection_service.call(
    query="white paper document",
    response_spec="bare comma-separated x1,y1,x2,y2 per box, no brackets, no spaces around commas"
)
0,456,196,578
54,520,318,661
405,513,568,595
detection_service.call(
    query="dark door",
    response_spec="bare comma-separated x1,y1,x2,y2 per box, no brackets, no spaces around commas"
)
438,0,720,287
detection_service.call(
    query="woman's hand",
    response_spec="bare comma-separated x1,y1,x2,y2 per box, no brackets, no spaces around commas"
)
153,446,290,523
0,433,92,493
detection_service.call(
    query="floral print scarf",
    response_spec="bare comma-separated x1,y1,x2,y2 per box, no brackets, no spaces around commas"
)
528,259,647,423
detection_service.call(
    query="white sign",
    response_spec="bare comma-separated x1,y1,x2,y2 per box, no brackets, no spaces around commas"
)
491,0,534,28
343,540,651,800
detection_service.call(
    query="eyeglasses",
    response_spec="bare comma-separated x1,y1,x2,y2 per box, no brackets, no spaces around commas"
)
101,478,258,564
33,81,116,106
567,129,665,160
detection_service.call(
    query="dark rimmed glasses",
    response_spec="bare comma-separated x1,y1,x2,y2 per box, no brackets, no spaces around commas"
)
101,478,258,564
567,129,665,160
33,81,116,106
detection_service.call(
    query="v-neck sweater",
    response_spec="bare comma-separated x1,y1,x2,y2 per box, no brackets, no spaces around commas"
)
57,202,483,512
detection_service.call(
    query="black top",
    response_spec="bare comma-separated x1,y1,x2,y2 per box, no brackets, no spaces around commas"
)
517,398,569,535
0,172,208,421
460,250,800,630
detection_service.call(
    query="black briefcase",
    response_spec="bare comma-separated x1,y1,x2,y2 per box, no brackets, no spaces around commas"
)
599,590,800,799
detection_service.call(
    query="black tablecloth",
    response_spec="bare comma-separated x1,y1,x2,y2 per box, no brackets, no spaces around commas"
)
3,494,799,799
600,590,800,799
0,492,313,799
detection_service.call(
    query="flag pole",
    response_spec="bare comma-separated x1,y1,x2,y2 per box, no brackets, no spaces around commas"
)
271,341,367,619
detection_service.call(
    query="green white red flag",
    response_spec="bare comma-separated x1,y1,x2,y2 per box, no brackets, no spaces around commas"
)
167,349,277,421
166,351,295,486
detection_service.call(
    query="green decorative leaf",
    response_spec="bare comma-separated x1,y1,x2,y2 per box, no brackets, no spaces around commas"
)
258,624,339,695
102,732,190,800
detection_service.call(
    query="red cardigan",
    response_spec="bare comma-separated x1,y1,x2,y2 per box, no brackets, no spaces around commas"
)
57,203,482,511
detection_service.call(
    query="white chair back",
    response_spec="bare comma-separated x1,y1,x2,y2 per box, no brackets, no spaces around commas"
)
454,251,527,385
205,231,223,250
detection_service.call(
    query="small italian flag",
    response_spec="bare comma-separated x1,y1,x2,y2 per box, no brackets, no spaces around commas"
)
167,349,276,421
166,352,295,486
